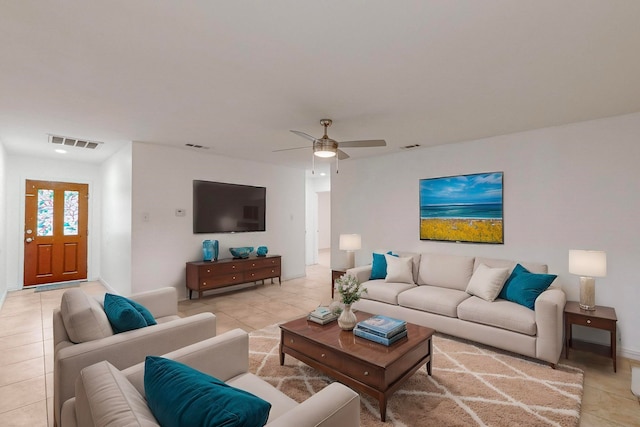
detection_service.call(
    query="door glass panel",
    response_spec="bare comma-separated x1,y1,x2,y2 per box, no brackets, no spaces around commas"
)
64,190,79,235
37,189,54,236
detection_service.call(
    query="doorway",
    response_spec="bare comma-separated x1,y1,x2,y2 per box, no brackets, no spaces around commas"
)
23,180,89,286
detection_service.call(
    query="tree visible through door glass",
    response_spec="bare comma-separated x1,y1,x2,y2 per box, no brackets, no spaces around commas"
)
37,189,54,236
64,190,79,235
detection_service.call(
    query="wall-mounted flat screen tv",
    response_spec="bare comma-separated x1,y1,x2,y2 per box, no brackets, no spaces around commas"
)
193,180,266,233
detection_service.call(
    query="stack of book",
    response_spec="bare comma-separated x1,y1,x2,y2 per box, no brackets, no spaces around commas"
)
307,306,338,325
353,315,407,346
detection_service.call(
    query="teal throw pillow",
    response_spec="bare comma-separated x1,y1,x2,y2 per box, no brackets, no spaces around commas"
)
144,356,271,427
128,299,157,326
103,293,148,333
370,251,398,280
500,264,557,310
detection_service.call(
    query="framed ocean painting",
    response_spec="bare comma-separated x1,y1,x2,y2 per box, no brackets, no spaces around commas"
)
419,172,504,244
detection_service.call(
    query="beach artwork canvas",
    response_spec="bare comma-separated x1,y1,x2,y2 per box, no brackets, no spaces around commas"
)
420,172,504,244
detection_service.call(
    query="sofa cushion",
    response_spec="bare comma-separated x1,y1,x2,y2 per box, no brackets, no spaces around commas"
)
474,257,548,275
396,252,421,284
465,264,510,302
417,253,475,291
457,297,537,336
104,293,149,334
384,254,414,284
129,298,158,326
361,280,416,305
370,251,397,280
76,360,158,427
60,289,113,344
144,356,271,427
397,286,471,318
499,264,557,309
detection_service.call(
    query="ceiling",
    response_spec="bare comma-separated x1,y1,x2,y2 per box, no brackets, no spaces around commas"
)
2,1,640,173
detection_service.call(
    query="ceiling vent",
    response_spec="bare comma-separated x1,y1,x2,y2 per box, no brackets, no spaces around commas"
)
400,144,421,150
185,143,210,150
49,134,102,149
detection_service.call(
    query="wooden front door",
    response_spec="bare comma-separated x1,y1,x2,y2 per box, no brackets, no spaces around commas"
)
24,180,89,286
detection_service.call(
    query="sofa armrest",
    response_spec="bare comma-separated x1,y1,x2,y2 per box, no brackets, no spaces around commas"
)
54,312,216,426
535,287,566,365
128,287,178,318
266,383,360,427
123,328,250,395
346,265,372,284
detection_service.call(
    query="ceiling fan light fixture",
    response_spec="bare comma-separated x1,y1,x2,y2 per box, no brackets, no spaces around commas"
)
313,140,338,158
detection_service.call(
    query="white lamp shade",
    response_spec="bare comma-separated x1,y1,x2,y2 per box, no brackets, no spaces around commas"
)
569,250,607,277
339,234,361,251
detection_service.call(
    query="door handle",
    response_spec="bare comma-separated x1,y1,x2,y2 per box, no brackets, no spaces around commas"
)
25,237,33,243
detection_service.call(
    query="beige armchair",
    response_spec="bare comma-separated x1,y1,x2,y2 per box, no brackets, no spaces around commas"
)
53,287,217,426
61,329,360,427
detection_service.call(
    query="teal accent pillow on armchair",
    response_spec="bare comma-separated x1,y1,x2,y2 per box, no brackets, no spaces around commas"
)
103,293,149,333
144,356,271,427
499,264,557,310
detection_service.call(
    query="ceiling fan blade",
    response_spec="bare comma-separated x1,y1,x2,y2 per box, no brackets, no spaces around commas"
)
337,149,350,160
272,146,310,153
290,130,317,142
339,139,386,148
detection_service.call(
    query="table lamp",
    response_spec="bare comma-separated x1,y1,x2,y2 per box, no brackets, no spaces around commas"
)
339,234,361,269
568,249,606,311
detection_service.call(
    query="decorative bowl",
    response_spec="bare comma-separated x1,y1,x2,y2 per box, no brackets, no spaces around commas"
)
256,246,268,257
229,247,254,259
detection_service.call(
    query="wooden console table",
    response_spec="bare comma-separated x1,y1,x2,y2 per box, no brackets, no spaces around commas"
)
186,255,281,299
331,268,347,298
564,301,617,372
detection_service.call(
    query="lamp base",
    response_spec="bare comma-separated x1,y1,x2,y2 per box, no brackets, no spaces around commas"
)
579,276,596,311
346,251,355,269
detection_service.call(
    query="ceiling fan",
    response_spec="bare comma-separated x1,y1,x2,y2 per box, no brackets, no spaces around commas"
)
274,119,386,165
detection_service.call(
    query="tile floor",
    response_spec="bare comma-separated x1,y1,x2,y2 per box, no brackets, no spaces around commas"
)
0,252,638,426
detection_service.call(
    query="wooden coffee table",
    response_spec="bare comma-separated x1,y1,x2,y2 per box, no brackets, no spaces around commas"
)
279,311,434,421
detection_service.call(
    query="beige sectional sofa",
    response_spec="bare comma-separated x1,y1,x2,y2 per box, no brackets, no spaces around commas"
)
348,252,566,366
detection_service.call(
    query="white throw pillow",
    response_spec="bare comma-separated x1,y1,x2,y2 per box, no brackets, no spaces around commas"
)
384,254,414,284
465,263,510,302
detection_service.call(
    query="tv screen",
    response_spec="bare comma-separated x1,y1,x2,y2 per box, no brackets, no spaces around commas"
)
193,180,266,233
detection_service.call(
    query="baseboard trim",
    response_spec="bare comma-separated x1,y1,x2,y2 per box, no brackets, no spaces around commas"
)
620,347,640,362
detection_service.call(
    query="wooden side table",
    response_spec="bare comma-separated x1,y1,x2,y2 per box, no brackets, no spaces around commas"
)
564,301,618,372
331,268,347,298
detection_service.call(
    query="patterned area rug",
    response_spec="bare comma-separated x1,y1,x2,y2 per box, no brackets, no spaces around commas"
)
249,324,583,426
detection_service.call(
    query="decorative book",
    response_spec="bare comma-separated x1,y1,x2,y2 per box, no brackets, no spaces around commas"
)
353,327,408,346
356,315,407,338
310,306,334,320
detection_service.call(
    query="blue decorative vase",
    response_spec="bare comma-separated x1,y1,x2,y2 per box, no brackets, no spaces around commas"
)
202,240,214,262
256,246,268,257
211,240,219,261
229,247,254,259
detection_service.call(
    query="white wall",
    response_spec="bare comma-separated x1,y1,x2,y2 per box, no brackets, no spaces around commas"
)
130,143,306,297
305,175,330,265
4,155,102,289
317,191,331,249
332,112,640,360
0,141,7,303
100,143,133,294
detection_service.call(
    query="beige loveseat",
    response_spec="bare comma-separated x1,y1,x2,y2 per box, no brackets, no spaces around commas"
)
61,329,361,427
348,253,566,366
53,287,217,426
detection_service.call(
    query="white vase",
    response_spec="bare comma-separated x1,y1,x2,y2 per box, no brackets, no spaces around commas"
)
338,304,357,331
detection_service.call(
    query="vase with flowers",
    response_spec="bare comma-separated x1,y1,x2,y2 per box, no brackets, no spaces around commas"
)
335,274,366,331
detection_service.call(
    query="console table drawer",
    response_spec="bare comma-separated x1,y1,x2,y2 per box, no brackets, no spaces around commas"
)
284,333,384,388
245,266,281,281
200,273,244,289
246,257,280,270
565,313,612,330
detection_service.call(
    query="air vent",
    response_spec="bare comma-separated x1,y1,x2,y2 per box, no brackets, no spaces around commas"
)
400,144,421,150
185,144,210,150
49,134,102,149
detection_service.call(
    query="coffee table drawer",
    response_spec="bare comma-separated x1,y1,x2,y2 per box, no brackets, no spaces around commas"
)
284,332,384,388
